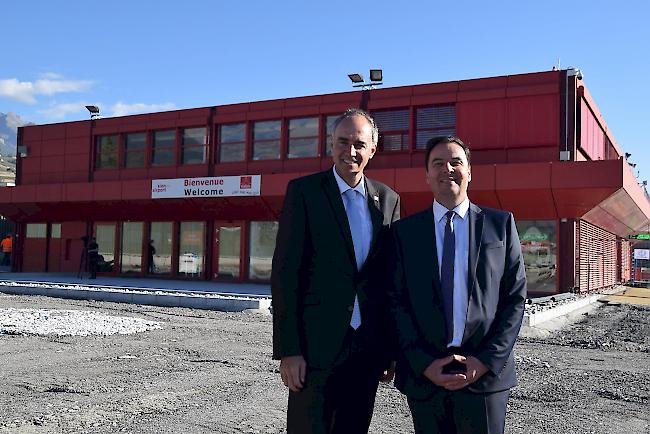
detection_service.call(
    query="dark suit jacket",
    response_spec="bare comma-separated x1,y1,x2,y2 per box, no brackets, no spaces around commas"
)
272,169,401,369
388,202,526,399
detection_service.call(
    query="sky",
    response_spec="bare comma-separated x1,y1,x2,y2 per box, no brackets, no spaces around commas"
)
2,1,648,183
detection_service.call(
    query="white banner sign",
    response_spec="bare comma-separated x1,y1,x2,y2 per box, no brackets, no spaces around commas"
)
634,249,650,260
151,175,261,199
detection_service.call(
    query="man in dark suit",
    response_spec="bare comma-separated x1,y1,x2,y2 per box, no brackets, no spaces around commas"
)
271,108,401,434
388,136,527,434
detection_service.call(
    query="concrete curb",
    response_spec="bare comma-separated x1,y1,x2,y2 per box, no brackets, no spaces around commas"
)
0,284,271,314
522,294,605,327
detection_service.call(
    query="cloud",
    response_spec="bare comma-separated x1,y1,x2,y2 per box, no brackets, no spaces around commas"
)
0,76,93,104
109,102,177,117
37,102,90,120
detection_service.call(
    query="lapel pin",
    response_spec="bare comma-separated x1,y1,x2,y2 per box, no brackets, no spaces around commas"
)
373,195,379,202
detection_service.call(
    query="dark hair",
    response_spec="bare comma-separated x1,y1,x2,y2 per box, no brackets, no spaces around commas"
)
330,108,379,146
424,135,471,168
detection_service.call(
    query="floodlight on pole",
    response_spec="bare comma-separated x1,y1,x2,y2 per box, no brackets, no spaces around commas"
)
348,73,364,83
348,69,384,90
369,69,383,82
85,105,100,120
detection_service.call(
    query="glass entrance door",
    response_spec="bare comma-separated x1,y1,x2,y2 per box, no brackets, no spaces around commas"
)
213,222,242,280
94,223,116,274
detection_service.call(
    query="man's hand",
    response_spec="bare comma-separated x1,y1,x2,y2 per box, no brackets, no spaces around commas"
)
463,356,489,385
379,361,396,383
423,355,467,390
280,355,306,392
425,355,490,391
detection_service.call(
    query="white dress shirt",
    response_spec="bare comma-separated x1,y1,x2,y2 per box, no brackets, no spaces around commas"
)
432,198,470,347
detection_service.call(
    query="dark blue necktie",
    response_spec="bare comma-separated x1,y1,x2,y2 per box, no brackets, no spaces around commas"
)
440,210,455,342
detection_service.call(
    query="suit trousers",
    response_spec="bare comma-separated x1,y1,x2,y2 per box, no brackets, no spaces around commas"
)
287,327,384,434
407,388,509,434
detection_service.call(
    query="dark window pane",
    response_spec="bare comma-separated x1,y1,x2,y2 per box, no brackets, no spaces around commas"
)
96,135,118,168
152,149,175,166
182,146,206,164
416,105,456,149
373,110,409,152
97,152,118,169
324,115,338,157
253,121,281,140
416,128,457,149
183,127,206,146
382,134,409,151
373,109,410,130
125,151,146,168
289,117,318,138
219,142,245,162
288,138,318,158
154,130,175,148
220,124,245,143
252,140,280,160
125,133,146,151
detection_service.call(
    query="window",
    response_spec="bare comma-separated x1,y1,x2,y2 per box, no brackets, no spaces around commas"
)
416,105,456,149
152,130,176,166
517,220,557,294
249,221,278,280
182,127,207,165
150,222,173,274
26,223,47,238
218,123,246,162
372,109,410,151
252,120,281,160
121,222,143,273
125,133,146,168
51,223,61,238
178,222,205,277
95,224,116,272
323,115,338,157
96,135,119,169
288,117,319,158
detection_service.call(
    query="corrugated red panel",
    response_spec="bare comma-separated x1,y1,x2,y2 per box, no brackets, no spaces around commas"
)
577,220,618,292
580,98,605,161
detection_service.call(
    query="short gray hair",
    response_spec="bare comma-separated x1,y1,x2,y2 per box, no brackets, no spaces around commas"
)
330,108,379,146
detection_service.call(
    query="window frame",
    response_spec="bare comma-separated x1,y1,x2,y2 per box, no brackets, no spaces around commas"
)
287,117,320,159
252,120,282,161
123,131,148,168
181,127,208,165
95,134,120,169
150,129,177,167
217,123,247,163
415,104,457,150
371,108,411,152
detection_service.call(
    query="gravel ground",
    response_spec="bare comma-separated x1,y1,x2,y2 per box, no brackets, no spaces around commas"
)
0,293,648,434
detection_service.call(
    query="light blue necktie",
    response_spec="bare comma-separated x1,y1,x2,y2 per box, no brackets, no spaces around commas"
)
344,189,369,329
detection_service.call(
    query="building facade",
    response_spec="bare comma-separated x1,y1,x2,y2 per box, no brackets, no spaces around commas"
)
1,69,648,295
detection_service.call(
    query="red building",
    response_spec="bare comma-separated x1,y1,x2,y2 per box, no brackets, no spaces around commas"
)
1,69,648,295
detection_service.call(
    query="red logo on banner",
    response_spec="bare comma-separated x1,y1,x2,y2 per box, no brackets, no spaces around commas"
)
240,176,252,189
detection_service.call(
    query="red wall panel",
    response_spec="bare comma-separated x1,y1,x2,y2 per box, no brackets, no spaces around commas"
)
580,98,605,160
507,94,559,148
41,139,65,156
23,238,47,272
457,99,506,150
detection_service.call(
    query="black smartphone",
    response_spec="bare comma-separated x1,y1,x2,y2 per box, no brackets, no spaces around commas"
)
442,360,467,375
